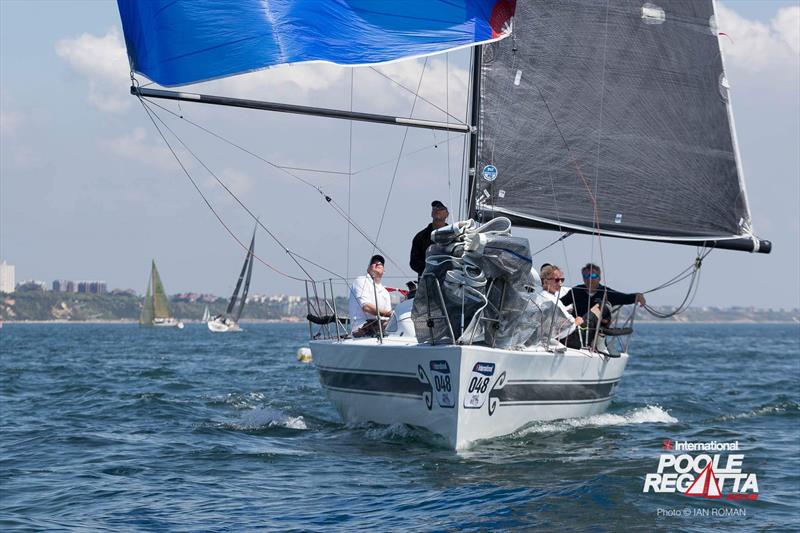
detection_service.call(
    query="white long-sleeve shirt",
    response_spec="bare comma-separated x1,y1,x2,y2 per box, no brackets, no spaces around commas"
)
348,275,391,332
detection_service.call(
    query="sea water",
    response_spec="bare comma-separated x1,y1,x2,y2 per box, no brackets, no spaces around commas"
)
1,323,798,531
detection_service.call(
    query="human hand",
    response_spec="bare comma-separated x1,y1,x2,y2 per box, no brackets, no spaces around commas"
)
575,316,584,326
635,293,646,306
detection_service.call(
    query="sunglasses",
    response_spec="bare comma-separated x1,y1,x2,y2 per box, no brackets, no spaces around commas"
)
582,272,600,280
546,277,565,283
371,261,384,266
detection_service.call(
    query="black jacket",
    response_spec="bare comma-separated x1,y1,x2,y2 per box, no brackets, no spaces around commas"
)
560,283,637,319
410,223,434,276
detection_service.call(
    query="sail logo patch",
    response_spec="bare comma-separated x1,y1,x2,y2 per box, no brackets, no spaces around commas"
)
643,439,759,500
429,360,454,408
482,164,497,182
464,362,495,409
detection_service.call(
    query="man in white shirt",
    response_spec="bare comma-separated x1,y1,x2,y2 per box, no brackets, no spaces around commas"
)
349,254,392,336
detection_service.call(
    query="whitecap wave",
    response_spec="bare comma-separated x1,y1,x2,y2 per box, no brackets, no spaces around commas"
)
237,407,308,430
518,405,677,435
204,391,266,410
718,401,799,421
363,422,416,441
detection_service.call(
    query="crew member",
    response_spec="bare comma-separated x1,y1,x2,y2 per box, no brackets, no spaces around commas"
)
409,200,449,277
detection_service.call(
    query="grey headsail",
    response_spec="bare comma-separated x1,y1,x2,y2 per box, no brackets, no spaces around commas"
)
473,1,770,253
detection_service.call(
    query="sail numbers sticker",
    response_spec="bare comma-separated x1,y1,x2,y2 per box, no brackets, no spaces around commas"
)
482,164,497,182
429,360,455,408
464,362,496,409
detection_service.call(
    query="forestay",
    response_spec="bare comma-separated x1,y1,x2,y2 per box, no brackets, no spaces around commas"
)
474,1,769,252
117,0,516,87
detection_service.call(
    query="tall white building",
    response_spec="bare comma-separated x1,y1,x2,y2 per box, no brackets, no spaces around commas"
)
0,261,15,293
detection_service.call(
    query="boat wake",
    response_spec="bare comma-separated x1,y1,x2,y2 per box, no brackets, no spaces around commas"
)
517,405,678,436
234,407,308,431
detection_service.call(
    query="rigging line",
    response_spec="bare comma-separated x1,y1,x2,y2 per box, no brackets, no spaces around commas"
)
373,56,430,259
135,97,307,282
141,96,398,270
368,65,465,125
532,232,574,256
274,133,462,176
596,2,612,275
446,52,455,225
139,98,323,283
347,68,354,284
352,134,462,175
290,250,346,282
274,166,350,175
642,248,712,293
641,248,710,318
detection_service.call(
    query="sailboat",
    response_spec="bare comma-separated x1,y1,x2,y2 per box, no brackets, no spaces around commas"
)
117,1,770,449
201,305,211,323
140,260,184,329
208,229,255,333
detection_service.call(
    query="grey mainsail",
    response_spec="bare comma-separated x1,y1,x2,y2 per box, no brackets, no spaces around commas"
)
225,230,256,323
473,0,769,252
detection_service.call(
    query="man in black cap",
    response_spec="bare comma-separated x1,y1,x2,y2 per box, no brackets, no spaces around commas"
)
409,200,449,277
348,254,392,336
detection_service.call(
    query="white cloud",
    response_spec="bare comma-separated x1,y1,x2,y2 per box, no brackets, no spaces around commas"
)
717,3,800,71
55,27,131,112
100,127,184,171
192,53,469,123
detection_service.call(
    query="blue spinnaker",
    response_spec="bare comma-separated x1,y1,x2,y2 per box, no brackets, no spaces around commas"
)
117,0,516,87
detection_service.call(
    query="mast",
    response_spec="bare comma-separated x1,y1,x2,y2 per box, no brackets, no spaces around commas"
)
466,45,483,220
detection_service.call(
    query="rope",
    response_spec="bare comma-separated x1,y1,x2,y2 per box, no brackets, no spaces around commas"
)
639,248,711,318
140,96,399,271
135,95,308,282
373,56,429,262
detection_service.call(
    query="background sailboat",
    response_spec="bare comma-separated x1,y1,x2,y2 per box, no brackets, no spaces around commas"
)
208,229,255,333
139,260,184,329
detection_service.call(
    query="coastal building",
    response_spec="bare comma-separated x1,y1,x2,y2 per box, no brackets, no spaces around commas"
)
53,279,73,292
0,261,14,293
77,281,107,294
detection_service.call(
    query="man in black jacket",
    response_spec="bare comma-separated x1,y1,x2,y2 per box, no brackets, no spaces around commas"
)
409,200,449,277
561,263,646,321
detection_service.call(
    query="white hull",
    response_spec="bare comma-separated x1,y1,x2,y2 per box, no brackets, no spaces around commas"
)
207,319,242,333
152,317,184,329
312,338,627,450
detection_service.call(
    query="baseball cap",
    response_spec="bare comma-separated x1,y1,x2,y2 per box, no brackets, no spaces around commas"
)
369,254,385,266
431,200,447,210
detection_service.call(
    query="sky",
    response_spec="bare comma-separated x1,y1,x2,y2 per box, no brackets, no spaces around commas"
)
1,0,798,310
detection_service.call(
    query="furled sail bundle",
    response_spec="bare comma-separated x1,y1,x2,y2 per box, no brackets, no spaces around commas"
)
474,1,770,253
117,0,516,87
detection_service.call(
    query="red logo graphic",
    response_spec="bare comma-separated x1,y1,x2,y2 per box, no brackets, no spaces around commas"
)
662,439,673,450
685,464,722,498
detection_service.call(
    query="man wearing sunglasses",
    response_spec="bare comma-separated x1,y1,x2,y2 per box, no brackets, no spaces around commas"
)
349,254,392,337
560,263,646,322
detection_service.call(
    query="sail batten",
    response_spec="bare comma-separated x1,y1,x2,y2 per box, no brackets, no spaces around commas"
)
117,0,515,87
474,0,769,253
